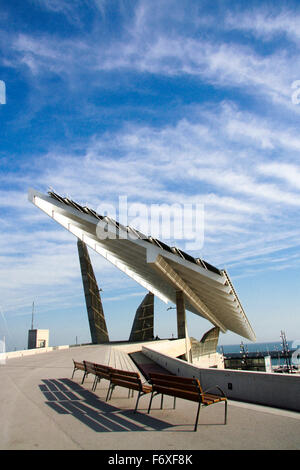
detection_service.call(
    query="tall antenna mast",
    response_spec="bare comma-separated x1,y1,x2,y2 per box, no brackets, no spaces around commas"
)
280,330,291,372
31,301,34,330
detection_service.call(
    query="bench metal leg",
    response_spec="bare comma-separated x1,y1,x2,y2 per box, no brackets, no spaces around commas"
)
71,367,76,379
147,391,154,414
194,403,201,432
92,376,100,392
92,376,96,391
134,391,142,413
106,384,112,401
160,395,164,409
106,383,115,401
81,372,88,384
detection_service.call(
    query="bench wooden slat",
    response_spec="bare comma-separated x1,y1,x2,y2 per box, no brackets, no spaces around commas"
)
73,360,85,370
149,373,200,385
83,361,96,374
110,368,139,378
71,360,85,381
149,380,198,393
109,378,141,392
153,385,200,402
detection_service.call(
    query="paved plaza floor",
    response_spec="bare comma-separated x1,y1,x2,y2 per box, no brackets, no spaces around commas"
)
0,345,299,450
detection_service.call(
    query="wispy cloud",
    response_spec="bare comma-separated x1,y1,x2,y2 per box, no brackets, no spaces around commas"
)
257,162,300,190
3,1,299,115
2,101,300,277
225,8,300,44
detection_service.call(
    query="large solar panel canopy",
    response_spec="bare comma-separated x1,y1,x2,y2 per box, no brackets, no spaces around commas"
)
28,188,256,341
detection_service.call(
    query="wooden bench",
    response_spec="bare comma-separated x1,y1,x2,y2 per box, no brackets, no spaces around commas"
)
72,360,111,391
92,363,112,392
71,360,86,382
82,360,97,385
148,373,227,431
106,368,152,412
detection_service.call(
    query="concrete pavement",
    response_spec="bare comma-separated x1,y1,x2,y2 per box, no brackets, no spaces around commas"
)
0,344,299,450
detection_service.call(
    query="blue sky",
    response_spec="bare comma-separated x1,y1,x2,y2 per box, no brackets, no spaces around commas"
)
1,0,300,351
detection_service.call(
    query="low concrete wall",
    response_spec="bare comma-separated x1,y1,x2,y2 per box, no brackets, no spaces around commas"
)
192,352,225,369
143,345,300,412
136,338,187,357
115,339,170,354
5,345,70,360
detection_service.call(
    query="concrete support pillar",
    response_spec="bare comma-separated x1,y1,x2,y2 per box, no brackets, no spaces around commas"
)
77,239,109,344
176,290,186,339
129,292,154,342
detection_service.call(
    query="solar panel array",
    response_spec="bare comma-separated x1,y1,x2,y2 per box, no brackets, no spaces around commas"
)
48,190,222,277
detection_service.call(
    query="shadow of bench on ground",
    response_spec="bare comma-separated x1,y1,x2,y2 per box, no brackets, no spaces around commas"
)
39,378,172,433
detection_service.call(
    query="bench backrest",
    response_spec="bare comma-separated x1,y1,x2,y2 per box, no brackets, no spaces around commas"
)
73,360,85,371
109,368,142,392
149,373,203,401
83,360,96,374
93,363,112,380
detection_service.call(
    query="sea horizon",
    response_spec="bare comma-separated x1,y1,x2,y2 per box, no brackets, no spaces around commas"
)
217,340,297,354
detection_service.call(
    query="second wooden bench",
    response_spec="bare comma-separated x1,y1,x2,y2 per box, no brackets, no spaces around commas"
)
147,372,227,431
106,368,152,412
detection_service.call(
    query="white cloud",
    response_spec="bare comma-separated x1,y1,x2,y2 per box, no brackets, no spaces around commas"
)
5,4,300,114
225,8,300,44
257,162,300,190
1,103,298,284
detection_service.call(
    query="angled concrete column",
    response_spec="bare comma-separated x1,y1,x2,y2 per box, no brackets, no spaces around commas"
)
77,239,109,343
176,290,186,339
176,290,192,362
129,292,154,342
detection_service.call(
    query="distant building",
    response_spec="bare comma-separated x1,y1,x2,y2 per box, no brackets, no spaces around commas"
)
28,329,49,349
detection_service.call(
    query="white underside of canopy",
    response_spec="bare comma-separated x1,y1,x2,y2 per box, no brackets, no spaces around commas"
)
28,188,256,341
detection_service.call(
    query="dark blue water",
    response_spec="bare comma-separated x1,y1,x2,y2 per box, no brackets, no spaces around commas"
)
217,341,294,354
217,341,297,367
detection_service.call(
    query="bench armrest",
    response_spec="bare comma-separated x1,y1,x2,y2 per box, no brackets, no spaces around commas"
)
142,379,152,385
202,385,226,398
